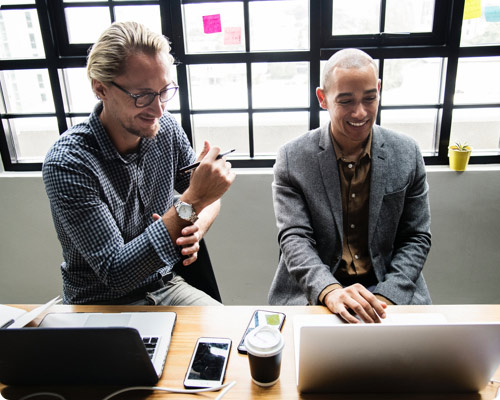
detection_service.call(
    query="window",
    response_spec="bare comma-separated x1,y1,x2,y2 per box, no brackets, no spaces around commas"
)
379,57,445,153
451,56,500,152
1,0,499,171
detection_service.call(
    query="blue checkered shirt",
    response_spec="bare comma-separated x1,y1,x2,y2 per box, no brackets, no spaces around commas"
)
43,102,196,304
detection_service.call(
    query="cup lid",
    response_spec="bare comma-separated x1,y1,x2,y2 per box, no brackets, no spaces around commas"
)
244,325,284,357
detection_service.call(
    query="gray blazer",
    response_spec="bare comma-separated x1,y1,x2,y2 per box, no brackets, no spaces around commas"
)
268,124,432,306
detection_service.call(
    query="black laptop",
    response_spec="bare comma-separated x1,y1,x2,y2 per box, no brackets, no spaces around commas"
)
0,311,176,385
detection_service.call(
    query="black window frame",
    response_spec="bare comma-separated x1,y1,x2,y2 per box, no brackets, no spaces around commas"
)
1,0,499,172
321,0,452,48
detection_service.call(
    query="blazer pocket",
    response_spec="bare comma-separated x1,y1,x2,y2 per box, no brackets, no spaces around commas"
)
384,181,409,198
379,182,409,231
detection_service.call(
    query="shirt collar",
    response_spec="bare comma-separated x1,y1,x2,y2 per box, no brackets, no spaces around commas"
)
89,102,156,163
331,129,373,162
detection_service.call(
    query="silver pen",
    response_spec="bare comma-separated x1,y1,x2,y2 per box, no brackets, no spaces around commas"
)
179,149,235,173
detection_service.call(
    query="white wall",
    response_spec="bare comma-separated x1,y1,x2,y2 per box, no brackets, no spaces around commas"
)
1,166,500,305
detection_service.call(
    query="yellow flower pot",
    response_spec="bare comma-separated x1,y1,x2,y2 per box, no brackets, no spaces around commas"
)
448,146,471,171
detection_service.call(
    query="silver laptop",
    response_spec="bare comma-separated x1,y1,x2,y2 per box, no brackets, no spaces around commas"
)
294,313,500,394
0,311,176,385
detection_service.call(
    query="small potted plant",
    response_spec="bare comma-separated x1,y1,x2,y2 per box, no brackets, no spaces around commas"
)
448,141,472,171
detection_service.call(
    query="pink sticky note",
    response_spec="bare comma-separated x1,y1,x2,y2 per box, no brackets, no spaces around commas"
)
224,27,241,45
203,14,222,34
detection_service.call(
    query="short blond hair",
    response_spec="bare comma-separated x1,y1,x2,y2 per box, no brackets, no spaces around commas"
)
87,21,174,89
321,48,378,91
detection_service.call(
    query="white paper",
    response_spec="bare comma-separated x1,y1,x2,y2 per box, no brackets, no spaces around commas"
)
5,295,62,329
0,305,26,327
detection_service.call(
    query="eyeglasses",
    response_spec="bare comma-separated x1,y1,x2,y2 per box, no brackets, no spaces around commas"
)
110,81,179,108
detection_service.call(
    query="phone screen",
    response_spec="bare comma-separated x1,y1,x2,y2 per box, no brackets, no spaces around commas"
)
184,337,231,388
237,310,286,354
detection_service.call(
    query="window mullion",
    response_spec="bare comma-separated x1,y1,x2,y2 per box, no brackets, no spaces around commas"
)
309,0,321,130
438,0,465,163
243,0,253,158
36,0,67,136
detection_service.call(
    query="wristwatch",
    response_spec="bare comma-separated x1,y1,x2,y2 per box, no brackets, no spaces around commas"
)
174,200,199,223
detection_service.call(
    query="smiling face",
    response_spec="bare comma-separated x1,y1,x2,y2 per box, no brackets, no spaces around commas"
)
94,51,173,153
317,63,380,152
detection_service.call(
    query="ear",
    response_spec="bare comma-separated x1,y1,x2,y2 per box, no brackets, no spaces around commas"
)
92,80,107,100
316,87,328,110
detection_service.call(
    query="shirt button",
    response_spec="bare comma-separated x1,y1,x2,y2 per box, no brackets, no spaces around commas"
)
354,254,359,260
351,193,356,198
350,224,355,229
348,163,353,169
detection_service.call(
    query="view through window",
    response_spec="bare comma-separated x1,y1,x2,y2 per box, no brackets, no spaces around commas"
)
0,0,499,171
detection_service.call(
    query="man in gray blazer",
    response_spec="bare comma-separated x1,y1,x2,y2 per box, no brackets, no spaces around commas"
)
268,49,431,323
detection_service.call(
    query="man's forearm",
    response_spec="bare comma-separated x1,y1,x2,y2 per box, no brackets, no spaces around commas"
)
162,199,220,244
195,199,221,239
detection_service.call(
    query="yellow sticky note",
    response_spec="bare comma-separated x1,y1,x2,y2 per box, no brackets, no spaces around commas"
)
464,0,482,20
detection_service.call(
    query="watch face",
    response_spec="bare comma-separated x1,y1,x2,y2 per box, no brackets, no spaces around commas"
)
179,203,193,219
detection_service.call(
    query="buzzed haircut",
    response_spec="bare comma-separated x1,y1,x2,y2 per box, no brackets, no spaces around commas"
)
321,48,378,90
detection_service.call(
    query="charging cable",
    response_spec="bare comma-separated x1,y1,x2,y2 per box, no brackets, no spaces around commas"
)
19,394,66,400
16,381,236,400
101,381,237,400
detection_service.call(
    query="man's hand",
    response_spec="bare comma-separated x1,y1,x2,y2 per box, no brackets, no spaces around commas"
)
153,213,201,266
323,283,387,324
158,141,231,258
181,142,235,212
176,224,200,266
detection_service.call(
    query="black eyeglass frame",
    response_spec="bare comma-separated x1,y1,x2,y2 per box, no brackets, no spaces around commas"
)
110,81,179,108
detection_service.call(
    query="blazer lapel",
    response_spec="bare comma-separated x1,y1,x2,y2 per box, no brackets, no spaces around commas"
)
318,124,343,238
368,126,387,245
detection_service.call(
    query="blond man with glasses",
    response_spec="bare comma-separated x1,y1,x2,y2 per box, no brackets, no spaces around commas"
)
43,21,235,305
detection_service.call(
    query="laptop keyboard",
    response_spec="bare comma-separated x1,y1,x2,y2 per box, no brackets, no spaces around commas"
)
142,336,159,359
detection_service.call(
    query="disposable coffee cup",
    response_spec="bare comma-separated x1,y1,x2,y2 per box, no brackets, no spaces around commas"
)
244,324,285,387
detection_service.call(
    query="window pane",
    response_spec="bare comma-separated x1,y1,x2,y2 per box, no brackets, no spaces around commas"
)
167,66,180,112
3,117,59,162
320,110,329,127
1,69,55,113
252,62,309,108
450,108,500,151
385,0,435,33
320,60,326,80
183,2,245,54
461,3,500,46
249,0,309,51
60,68,96,113
332,0,380,35
66,117,87,128
253,112,308,156
0,9,44,59
455,57,500,104
65,7,110,44
379,109,437,152
115,5,161,35
191,113,249,156
188,64,247,110
171,112,182,128
382,58,443,105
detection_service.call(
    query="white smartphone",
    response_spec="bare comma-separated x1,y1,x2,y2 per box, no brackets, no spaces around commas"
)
183,337,232,389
